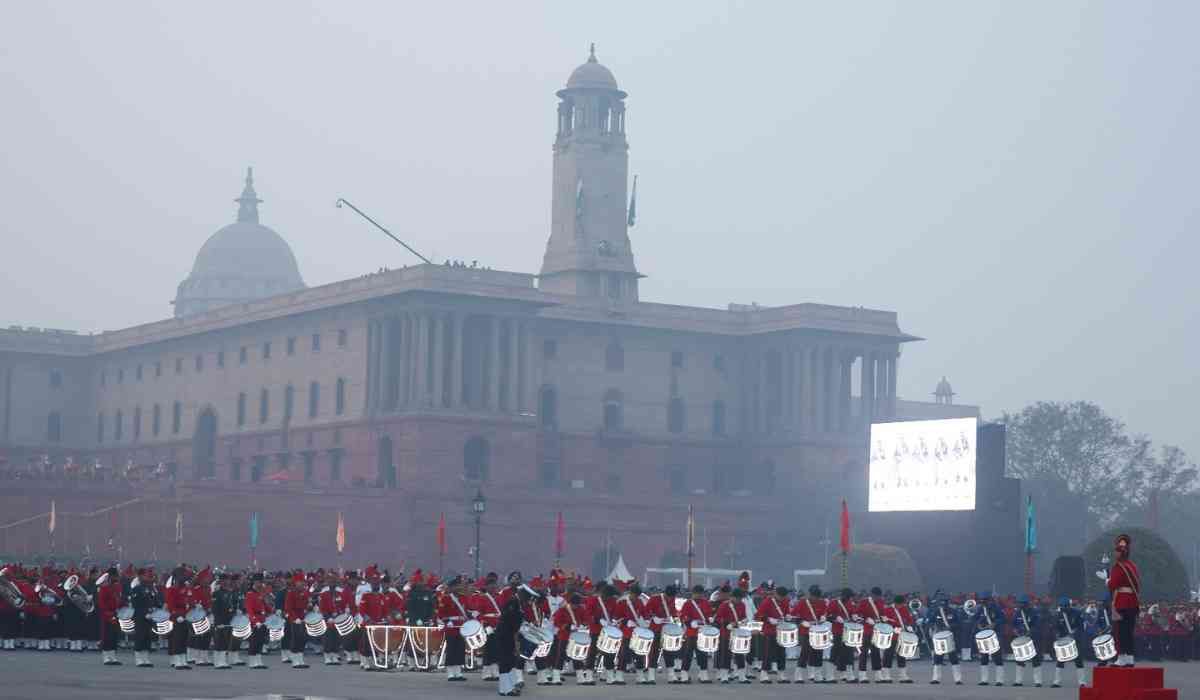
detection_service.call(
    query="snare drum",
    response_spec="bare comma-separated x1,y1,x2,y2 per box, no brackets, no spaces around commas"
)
596,625,623,655
629,627,655,656
304,610,327,638
461,620,488,651
975,629,1000,656
871,622,895,650
566,631,591,661
843,621,865,649
808,622,833,650
333,612,357,637
116,606,135,634
660,623,685,652
185,606,211,635
148,608,173,636
1053,636,1078,663
264,614,286,642
519,623,548,660
697,625,721,654
230,613,252,640
896,631,920,659
775,621,799,648
1011,635,1036,662
932,630,955,656
731,628,754,655
1091,633,1117,662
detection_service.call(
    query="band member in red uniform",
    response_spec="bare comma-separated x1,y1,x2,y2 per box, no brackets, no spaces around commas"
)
1107,533,1141,667
163,568,193,670
96,568,124,666
856,586,886,682
187,569,213,666
281,573,309,669
471,573,503,680
790,585,828,682
644,584,680,683
553,591,593,685
715,586,751,683
338,572,360,665
523,579,556,685
316,572,341,665
437,575,472,681
881,594,915,683
587,584,625,684
755,585,792,684
356,578,386,670
828,588,857,682
680,584,715,684
243,574,270,669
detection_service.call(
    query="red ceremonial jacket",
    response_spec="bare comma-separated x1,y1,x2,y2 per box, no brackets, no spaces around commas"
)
754,595,790,637
552,601,591,641
472,591,503,628
244,589,270,625
827,599,854,637
856,597,886,639
189,584,212,612
358,591,386,624
164,585,191,618
437,593,471,636
1107,559,1141,610
337,586,357,616
317,588,338,617
384,590,406,623
586,596,622,635
789,596,826,629
283,589,308,624
714,599,748,634
882,603,914,631
98,582,125,624
679,597,713,638
644,593,677,633
616,595,645,638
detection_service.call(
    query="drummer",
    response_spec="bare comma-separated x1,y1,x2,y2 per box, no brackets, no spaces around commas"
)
645,583,680,684
974,591,1007,686
616,582,652,685
186,569,213,667
523,576,556,685
753,584,791,684
356,577,387,670
680,584,715,684
316,572,342,666
714,586,752,683
828,588,857,683
1011,594,1043,687
586,584,625,685
471,574,503,681
552,591,593,686
1053,596,1087,688
880,594,915,683
924,595,964,685
437,575,472,682
789,585,827,683
856,586,887,683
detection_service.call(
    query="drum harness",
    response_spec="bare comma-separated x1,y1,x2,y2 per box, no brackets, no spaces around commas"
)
623,595,646,628
767,597,785,627
1060,609,1073,636
868,598,881,627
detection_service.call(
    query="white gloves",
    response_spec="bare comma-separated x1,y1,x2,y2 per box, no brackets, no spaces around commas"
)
690,621,700,628
626,620,635,628
836,616,845,624
867,618,876,625
768,617,779,625
176,616,184,623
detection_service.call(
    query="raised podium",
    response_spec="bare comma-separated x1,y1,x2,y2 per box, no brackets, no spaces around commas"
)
1080,667,1177,700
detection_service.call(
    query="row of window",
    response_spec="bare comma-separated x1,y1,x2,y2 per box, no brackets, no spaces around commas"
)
98,329,349,387
540,340,724,374
227,450,344,484
92,378,347,443
537,386,728,436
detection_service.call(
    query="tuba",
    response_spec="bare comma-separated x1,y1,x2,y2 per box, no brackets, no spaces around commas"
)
962,598,978,617
0,567,25,610
908,598,923,615
63,574,96,614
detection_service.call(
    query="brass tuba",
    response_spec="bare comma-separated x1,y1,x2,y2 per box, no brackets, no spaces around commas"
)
63,574,95,615
908,598,923,614
962,598,978,616
0,567,25,610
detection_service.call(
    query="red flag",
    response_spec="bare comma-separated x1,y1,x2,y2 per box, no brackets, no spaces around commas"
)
554,512,565,558
839,499,851,553
437,513,446,556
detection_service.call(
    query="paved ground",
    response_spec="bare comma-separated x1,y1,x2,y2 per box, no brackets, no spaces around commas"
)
0,652,1197,700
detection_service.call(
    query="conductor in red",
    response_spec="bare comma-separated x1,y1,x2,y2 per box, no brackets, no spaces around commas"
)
1106,533,1141,667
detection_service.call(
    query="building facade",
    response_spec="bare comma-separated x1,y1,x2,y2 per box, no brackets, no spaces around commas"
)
0,51,918,580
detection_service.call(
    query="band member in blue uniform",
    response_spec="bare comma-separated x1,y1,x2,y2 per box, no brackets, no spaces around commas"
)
1053,597,1087,688
923,596,963,685
1011,595,1042,687
973,592,1006,686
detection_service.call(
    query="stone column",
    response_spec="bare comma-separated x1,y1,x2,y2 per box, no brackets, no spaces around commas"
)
875,353,887,418
397,313,410,407
365,320,378,413
823,347,837,434
451,313,465,408
810,345,824,434
862,350,876,427
430,313,444,408
840,351,853,433
758,351,769,434
412,312,427,406
887,352,898,418
795,348,806,433
487,316,501,410
382,318,395,411
507,318,520,413
781,348,794,430
522,319,536,414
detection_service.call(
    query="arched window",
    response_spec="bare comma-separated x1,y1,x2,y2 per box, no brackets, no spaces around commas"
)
668,397,685,434
308,381,320,418
605,341,624,371
284,384,295,421
47,412,62,443
464,436,489,481
539,385,558,429
712,400,727,436
603,389,623,431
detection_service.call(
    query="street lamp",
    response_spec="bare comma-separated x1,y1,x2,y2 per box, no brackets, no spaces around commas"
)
472,488,486,580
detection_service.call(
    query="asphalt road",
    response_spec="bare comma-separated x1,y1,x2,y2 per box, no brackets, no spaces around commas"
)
0,651,1196,700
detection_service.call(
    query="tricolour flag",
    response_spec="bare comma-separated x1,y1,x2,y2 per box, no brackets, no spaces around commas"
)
839,499,851,554
336,512,346,554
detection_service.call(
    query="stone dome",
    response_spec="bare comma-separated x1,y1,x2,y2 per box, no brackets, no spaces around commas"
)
566,44,619,90
173,168,305,318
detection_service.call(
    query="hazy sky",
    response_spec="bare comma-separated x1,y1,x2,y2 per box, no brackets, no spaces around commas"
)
3,2,1197,458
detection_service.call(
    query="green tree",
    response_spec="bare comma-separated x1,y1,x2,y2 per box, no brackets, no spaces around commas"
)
1083,527,1191,602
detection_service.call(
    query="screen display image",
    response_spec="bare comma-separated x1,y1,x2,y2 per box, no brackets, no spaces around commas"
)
868,417,977,512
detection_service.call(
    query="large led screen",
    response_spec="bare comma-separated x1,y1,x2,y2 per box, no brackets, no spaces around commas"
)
868,417,977,512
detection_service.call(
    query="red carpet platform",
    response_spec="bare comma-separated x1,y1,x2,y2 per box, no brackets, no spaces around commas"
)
1080,667,1177,700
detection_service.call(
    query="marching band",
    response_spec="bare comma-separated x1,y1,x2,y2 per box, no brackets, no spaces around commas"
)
0,535,1192,695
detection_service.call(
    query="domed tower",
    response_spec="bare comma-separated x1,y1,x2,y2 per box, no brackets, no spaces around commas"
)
173,168,305,317
539,45,642,300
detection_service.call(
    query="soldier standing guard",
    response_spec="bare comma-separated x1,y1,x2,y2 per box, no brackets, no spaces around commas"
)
1107,533,1141,667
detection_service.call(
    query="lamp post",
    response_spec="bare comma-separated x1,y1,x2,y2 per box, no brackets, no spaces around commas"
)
472,488,486,580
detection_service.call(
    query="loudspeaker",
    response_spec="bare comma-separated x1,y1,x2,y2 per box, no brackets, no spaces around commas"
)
1050,556,1086,599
